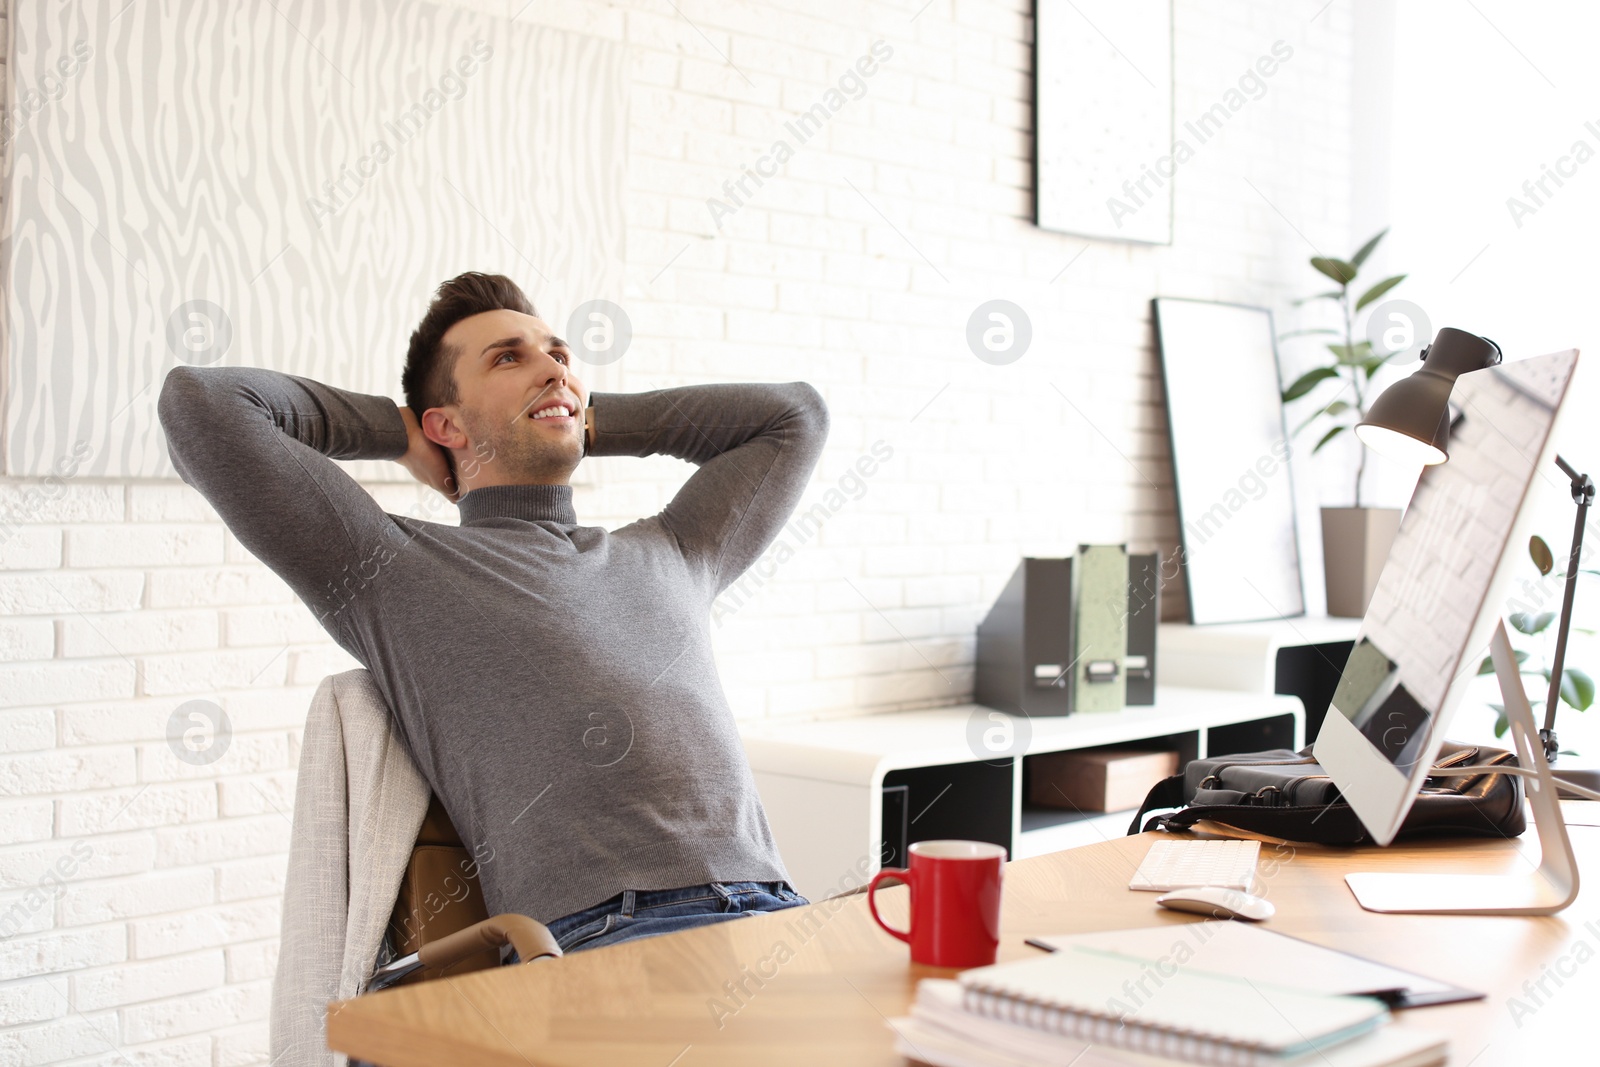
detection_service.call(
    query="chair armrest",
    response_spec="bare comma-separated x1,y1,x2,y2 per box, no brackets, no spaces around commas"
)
416,913,563,968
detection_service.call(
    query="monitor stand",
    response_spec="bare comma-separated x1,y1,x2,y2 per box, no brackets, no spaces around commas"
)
1345,621,1580,915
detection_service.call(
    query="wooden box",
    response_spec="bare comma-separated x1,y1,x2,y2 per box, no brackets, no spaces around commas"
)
1027,748,1180,812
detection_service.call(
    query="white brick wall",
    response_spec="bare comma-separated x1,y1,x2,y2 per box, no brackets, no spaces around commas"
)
0,0,1355,1062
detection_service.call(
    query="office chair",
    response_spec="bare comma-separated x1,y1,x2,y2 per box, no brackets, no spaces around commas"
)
366,793,563,990
274,669,563,1067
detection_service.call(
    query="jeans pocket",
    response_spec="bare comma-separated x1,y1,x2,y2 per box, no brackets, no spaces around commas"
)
556,913,615,953
716,882,804,913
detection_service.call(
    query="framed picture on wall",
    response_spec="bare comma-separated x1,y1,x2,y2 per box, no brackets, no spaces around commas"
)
1033,0,1174,244
1153,297,1306,623
2,0,627,487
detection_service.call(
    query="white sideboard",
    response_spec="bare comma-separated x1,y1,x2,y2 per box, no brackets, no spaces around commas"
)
1158,615,1362,692
1158,615,1361,742
738,687,1304,901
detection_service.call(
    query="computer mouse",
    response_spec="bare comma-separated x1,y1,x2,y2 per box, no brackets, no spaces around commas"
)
1155,886,1275,922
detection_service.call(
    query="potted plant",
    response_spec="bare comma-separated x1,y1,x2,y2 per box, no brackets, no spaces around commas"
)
1480,534,1597,796
1280,228,1409,617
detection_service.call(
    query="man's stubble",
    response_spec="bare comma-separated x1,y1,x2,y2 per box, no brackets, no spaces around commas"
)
457,406,581,487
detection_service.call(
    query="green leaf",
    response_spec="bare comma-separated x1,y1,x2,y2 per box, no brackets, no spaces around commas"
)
1277,328,1342,341
1328,341,1374,365
1355,274,1407,312
1294,399,1353,438
1477,649,1530,675
1350,228,1388,268
1561,669,1595,711
1312,424,1347,454
1282,366,1341,403
1311,257,1358,285
1530,536,1554,576
1293,399,1344,437
1361,352,1394,380
1510,611,1557,635
1292,290,1344,307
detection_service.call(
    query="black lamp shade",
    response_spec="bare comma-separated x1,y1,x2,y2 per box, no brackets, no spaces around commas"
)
1355,370,1453,464
1354,327,1500,465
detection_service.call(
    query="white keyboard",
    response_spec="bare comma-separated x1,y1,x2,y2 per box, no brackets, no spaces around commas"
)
1128,839,1260,892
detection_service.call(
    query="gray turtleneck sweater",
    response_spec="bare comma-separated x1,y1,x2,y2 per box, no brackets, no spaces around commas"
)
157,365,829,923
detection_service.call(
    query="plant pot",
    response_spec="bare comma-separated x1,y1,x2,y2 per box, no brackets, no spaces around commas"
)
1321,507,1402,618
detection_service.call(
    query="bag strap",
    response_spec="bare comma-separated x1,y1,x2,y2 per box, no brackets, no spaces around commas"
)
1144,802,1373,845
1128,773,1188,836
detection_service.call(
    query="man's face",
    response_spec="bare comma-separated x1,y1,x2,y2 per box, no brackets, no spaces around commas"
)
430,308,587,488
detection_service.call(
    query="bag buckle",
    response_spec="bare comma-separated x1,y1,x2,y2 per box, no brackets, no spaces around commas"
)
1250,785,1283,806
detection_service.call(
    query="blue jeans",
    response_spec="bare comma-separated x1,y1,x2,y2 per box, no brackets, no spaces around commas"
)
507,880,809,960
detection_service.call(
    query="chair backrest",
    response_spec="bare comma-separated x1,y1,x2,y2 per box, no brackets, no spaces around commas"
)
385,794,497,983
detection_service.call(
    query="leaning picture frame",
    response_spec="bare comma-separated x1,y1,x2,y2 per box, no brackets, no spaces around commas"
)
1153,297,1306,623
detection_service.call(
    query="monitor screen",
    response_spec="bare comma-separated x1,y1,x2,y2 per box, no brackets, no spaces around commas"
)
1315,348,1579,844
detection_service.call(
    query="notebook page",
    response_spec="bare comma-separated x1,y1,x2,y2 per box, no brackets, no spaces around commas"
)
958,944,1388,1054
1032,922,1460,999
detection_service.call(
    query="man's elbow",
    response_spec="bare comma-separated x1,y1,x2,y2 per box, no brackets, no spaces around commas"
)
788,382,830,444
156,366,221,478
156,365,206,431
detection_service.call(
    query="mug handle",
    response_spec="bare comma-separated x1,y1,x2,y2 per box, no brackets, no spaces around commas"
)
868,867,916,943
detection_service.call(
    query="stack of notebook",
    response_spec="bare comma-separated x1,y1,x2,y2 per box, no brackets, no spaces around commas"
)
886,945,1447,1067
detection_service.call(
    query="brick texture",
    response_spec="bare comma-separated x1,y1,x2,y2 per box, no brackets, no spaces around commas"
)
0,1,1354,1062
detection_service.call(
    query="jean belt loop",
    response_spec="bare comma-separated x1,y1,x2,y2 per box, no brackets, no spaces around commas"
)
620,889,636,918
709,882,733,903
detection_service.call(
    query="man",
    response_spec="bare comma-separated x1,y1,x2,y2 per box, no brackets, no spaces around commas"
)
157,271,829,955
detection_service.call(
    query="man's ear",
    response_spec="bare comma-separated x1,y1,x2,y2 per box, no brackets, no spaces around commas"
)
420,407,467,452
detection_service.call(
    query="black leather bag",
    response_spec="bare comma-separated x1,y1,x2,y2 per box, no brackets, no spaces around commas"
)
1128,740,1526,845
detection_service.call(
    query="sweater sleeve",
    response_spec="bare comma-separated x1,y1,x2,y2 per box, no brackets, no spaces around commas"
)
586,382,830,596
156,365,412,649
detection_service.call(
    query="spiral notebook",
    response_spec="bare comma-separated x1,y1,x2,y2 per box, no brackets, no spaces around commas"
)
955,944,1390,1066
1026,923,1480,1009
888,979,1448,1067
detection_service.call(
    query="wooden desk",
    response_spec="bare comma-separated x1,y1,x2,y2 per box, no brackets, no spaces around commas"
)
328,810,1600,1066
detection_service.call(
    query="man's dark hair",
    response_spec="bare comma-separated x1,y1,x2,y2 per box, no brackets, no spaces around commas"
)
402,271,536,418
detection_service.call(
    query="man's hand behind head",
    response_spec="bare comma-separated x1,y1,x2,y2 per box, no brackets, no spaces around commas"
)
397,405,460,502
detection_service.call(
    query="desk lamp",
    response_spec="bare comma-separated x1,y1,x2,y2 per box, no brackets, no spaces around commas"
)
1355,328,1596,790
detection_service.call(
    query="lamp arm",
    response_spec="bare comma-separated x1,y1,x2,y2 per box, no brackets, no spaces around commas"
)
1426,763,1600,804
1539,454,1595,764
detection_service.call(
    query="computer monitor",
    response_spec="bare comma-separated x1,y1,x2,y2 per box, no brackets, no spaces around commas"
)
1312,348,1581,911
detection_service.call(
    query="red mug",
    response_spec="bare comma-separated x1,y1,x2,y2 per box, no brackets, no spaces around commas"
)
868,839,1006,967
